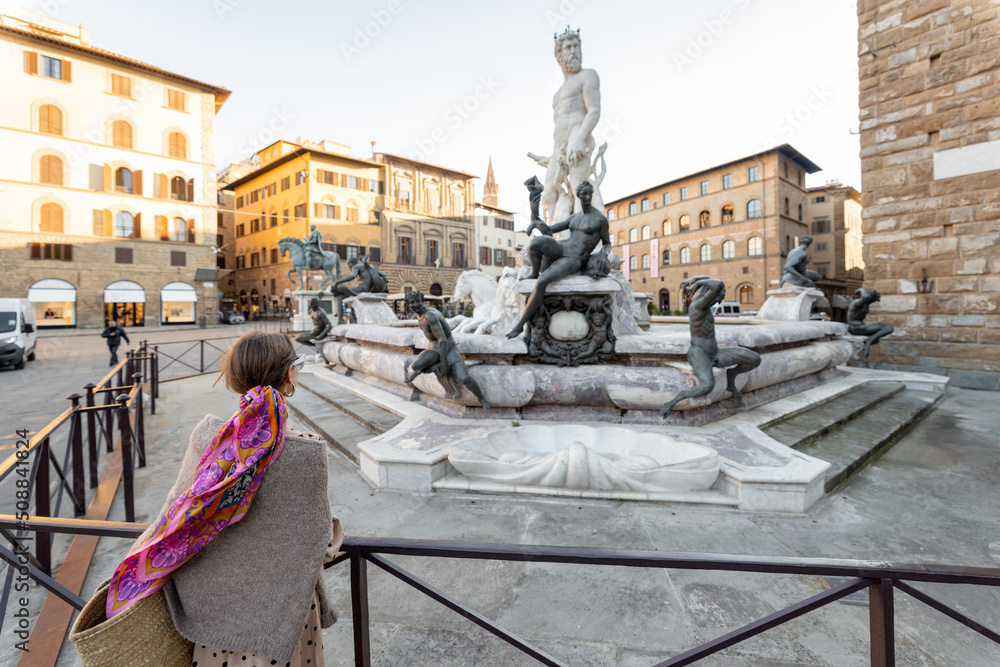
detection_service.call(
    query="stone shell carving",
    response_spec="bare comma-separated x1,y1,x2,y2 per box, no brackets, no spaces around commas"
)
448,424,720,492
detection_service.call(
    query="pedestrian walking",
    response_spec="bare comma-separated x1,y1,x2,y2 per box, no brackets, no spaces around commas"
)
100,318,130,367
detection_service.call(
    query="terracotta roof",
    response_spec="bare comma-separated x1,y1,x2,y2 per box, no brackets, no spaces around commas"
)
0,23,230,112
220,147,383,190
374,153,478,179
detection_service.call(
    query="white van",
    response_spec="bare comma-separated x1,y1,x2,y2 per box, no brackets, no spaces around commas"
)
710,301,742,317
0,298,37,370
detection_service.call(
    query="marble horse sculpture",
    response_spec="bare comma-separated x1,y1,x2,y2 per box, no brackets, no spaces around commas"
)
404,291,491,409
847,288,894,358
279,235,341,291
448,270,498,334
660,276,761,417
506,179,612,339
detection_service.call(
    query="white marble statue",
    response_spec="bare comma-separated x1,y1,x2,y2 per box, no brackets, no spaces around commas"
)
448,270,498,334
527,27,604,223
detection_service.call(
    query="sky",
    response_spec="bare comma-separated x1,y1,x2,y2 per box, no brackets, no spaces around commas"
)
7,0,862,224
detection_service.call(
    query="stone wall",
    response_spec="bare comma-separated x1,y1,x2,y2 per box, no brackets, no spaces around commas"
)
858,0,1000,389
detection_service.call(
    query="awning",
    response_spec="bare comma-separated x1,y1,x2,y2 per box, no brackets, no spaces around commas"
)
105,280,146,303
161,282,198,302
28,278,76,302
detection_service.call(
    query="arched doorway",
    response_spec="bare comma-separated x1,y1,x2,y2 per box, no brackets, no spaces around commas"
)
161,282,196,325
104,280,145,326
658,289,670,313
29,278,76,328
429,283,442,297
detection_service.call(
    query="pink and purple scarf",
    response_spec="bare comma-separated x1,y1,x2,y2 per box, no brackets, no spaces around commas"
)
106,385,287,617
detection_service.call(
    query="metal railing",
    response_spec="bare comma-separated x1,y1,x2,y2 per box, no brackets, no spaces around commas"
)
0,342,154,631
0,514,997,667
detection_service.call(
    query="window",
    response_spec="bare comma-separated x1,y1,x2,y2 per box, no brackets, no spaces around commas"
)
250,218,260,233
111,73,131,97
236,223,245,237
318,169,337,185
398,237,413,264
721,205,734,224
168,132,186,159
480,246,491,264
816,242,829,252
747,236,762,256
722,240,735,260
39,104,63,135
296,170,307,185
39,155,63,185
170,251,186,267
641,198,650,212
679,214,690,231
641,225,650,240
170,176,187,201
236,196,244,208
629,228,638,243
628,202,637,216
616,232,624,245
722,174,732,190
271,248,279,263
629,255,637,270
680,187,688,201
747,199,762,218
607,209,616,221
115,248,133,264
283,209,289,224
812,219,829,234
784,197,790,216
251,252,260,267
112,121,133,148
739,285,754,305
680,247,690,264
783,163,789,179
294,203,306,219
236,255,245,269
40,55,62,80
169,217,188,242
167,89,186,111
748,166,759,183
700,180,709,196
30,242,72,260
699,244,711,262
115,168,133,195
816,263,829,278
426,239,439,266
453,242,467,268
39,203,63,233
662,249,671,265
662,220,671,235
699,210,710,228
347,175,358,189
641,254,650,269
114,211,134,237
798,203,803,221
813,196,826,203
663,192,670,206
270,213,278,227
281,176,290,191
346,204,359,222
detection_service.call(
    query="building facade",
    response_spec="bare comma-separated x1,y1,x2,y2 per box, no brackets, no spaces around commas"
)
0,8,229,328
858,0,1000,389
605,145,820,314
375,153,476,296
805,182,864,320
220,139,384,316
474,160,522,278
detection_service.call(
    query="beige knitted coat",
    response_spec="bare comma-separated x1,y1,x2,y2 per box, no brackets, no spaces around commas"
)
132,413,336,661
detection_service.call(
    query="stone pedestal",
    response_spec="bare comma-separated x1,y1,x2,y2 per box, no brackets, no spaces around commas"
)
755,286,827,322
292,290,334,332
344,292,396,325
633,292,652,328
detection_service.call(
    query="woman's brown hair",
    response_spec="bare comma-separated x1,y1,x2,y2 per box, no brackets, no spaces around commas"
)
214,331,297,396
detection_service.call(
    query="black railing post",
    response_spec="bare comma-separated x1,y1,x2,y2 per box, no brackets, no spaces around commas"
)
153,345,159,400
350,551,372,667
125,349,133,382
116,393,135,523
869,578,895,667
67,393,85,517
103,386,115,453
133,373,146,467
83,383,98,488
35,437,51,575
116,363,123,389
200,339,205,373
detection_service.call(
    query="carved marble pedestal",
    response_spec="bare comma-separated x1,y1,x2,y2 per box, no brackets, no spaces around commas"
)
292,290,334,332
344,292,395,324
755,286,828,322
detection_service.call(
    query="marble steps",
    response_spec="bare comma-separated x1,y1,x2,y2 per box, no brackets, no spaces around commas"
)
762,382,905,451
285,381,377,464
298,372,403,435
800,390,941,493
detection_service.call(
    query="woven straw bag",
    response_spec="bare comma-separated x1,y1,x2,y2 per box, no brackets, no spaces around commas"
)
69,581,193,667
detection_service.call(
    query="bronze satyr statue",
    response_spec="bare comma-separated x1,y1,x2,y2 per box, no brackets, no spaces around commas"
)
295,297,332,347
327,254,389,324
404,291,491,409
781,236,823,289
847,288,894,358
660,277,761,417
506,179,611,339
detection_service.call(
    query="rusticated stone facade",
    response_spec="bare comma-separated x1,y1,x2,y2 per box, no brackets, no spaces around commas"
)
858,0,1000,389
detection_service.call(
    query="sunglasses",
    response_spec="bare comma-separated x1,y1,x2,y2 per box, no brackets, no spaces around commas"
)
290,354,307,369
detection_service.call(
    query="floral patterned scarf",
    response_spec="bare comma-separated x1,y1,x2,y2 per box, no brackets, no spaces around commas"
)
106,385,287,617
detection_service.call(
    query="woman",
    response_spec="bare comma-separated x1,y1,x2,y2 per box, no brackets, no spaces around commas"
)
107,331,340,666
